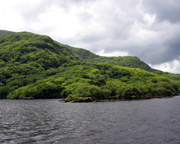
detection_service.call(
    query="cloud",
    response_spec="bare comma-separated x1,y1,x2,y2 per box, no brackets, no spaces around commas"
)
0,0,180,73
150,59,180,74
142,0,180,23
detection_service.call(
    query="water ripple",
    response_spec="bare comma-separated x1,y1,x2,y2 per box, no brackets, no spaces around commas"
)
0,97,180,143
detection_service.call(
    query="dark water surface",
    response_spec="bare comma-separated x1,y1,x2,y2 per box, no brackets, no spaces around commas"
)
0,97,180,144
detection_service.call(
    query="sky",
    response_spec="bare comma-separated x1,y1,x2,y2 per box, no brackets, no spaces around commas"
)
0,0,180,73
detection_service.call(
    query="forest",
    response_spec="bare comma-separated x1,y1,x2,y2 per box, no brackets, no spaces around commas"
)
0,31,180,101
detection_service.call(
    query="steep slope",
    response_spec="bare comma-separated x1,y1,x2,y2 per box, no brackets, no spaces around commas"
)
0,32,80,98
0,32,79,58
0,32,80,68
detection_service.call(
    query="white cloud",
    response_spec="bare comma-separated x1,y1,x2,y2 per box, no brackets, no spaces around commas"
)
150,59,180,74
97,50,128,57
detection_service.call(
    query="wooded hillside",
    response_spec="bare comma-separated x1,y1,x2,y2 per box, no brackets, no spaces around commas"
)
0,32,179,101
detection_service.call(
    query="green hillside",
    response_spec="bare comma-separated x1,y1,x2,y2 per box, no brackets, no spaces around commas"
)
69,47,180,80
68,47,100,60
0,32,180,101
69,47,152,71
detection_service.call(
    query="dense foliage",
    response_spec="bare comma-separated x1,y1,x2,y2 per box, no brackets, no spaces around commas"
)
68,47,100,60
69,47,180,82
0,32,180,101
68,47,152,71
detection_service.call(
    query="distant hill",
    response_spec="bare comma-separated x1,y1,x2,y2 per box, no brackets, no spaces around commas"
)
68,47,100,60
68,47,180,80
0,30,13,35
68,47,152,71
0,31,179,100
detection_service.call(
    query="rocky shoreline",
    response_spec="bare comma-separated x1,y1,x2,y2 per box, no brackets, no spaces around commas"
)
59,94,179,103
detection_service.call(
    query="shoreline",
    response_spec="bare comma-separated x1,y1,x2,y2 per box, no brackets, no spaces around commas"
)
59,95,179,103
1,94,179,101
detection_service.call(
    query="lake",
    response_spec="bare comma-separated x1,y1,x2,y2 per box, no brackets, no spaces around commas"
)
0,96,180,144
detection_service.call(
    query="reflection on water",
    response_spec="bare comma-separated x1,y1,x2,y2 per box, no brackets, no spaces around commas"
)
0,97,180,144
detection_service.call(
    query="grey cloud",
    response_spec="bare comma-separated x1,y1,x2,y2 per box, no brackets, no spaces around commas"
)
126,30,180,65
77,11,94,24
51,0,96,10
129,45,169,64
77,25,180,65
18,0,90,22
72,0,180,66
142,0,180,23
20,0,96,22
16,0,53,22
81,34,104,43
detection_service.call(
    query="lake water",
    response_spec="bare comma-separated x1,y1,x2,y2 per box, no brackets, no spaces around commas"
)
0,97,180,144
